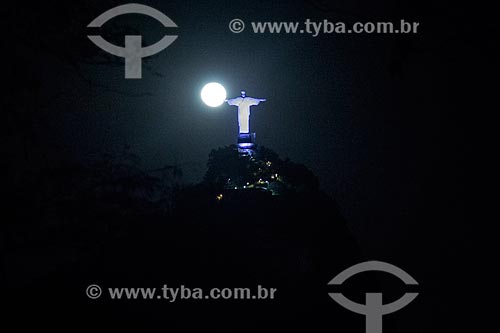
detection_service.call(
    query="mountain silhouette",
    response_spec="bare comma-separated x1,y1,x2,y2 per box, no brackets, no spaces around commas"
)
4,145,372,331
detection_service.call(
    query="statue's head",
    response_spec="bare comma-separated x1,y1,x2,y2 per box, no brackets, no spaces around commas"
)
241,90,246,97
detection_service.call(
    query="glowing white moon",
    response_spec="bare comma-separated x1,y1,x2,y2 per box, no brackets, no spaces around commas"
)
201,82,226,107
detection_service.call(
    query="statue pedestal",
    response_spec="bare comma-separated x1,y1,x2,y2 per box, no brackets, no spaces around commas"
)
237,133,256,155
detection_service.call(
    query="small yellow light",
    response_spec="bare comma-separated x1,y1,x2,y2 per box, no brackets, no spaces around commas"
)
216,193,223,201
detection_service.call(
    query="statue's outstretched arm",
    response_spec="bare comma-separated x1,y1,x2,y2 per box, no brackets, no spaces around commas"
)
246,97,266,105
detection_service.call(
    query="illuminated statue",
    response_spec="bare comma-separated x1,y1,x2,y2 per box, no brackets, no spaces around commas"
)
226,91,266,134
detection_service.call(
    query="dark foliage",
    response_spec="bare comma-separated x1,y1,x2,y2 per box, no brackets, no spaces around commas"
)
204,145,320,194
3,144,364,331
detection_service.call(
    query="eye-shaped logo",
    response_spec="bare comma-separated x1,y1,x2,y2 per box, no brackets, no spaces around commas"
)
87,3,178,79
328,261,418,333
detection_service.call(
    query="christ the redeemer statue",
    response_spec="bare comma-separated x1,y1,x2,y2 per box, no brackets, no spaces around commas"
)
226,90,266,134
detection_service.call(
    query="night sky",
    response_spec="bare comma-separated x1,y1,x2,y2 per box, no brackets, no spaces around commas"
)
4,0,471,330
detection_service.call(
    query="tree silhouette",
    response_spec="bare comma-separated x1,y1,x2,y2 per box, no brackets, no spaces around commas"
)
203,145,319,195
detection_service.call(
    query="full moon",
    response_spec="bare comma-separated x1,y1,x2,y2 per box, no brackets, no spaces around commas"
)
201,82,226,107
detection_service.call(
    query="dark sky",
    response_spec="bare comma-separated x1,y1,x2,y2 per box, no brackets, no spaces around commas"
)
6,0,469,257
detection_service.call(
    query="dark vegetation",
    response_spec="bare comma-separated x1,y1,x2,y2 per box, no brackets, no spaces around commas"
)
3,144,364,330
